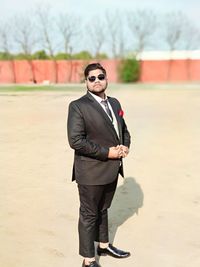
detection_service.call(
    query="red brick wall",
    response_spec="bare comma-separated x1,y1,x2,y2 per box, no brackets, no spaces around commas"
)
140,59,200,82
0,59,200,83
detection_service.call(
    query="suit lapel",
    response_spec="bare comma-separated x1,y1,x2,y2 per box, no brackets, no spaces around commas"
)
86,92,120,142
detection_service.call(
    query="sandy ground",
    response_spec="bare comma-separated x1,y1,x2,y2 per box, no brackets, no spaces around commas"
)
0,85,200,267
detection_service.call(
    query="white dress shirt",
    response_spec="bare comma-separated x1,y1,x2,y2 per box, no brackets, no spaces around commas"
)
88,91,120,139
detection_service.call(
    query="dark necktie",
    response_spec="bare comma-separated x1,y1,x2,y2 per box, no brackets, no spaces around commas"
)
101,100,113,122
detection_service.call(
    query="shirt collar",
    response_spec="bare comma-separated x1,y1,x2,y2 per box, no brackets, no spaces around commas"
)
88,91,108,104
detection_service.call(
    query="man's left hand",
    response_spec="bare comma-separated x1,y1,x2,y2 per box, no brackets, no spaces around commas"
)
119,145,129,158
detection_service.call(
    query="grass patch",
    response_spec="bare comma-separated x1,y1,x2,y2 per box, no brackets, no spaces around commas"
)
0,84,85,92
1,83,200,93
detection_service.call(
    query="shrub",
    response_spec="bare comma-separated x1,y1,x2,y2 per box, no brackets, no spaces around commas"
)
14,53,32,60
54,53,71,60
118,58,140,83
73,51,93,60
32,50,50,59
94,53,109,59
0,52,13,60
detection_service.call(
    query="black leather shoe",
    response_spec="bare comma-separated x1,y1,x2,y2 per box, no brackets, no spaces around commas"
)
97,244,131,258
82,260,100,267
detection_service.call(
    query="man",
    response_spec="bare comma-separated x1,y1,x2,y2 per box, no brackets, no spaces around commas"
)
67,63,131,267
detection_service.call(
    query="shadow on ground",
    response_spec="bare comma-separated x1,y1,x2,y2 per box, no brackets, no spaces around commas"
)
108,177,144,244
95,177,143,265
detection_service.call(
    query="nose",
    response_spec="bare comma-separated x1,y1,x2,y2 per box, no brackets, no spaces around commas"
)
94,77,101,82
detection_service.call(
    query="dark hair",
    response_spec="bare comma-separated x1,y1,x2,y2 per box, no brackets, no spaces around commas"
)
84,63,106,79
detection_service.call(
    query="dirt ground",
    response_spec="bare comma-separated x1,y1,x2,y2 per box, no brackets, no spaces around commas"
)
0,85,200,267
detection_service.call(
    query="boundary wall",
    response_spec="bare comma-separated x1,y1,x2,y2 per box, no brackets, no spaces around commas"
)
0,55,200,83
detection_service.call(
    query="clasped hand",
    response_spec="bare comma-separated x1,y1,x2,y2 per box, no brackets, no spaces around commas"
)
108,145,129,159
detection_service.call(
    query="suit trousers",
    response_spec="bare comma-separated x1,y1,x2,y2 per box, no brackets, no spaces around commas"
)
77,178,118,257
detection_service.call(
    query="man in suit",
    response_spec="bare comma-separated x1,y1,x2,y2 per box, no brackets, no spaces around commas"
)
67,63,131,267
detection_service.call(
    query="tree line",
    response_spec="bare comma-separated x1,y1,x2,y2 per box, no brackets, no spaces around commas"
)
0,7,200,60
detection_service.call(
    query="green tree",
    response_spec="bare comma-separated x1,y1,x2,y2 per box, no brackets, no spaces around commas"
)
118,58,140,82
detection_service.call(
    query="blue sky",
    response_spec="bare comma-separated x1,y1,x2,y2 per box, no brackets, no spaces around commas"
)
0,0,199,25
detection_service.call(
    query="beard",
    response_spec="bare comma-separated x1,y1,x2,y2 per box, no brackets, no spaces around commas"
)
87,82,107,96
87,87,106,95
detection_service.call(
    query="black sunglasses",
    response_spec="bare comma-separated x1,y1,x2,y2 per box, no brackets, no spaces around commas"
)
87,73,106,82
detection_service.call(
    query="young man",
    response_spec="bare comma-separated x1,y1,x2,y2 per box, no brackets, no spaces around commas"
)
67,63,131,267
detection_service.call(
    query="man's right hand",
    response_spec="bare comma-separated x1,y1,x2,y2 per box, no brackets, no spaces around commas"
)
108,145,122,159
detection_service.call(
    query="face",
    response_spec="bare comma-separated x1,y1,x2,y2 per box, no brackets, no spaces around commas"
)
85,69,108,97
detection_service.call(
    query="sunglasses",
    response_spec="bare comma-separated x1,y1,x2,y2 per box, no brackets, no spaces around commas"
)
87,73,106,82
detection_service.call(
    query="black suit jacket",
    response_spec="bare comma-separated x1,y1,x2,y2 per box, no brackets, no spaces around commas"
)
67,91,131,185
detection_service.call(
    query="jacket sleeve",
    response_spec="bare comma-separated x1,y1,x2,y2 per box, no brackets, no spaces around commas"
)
122,118,131,148
67,101,109,161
